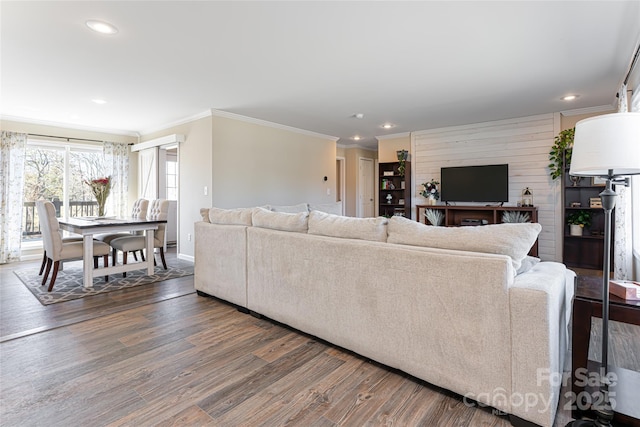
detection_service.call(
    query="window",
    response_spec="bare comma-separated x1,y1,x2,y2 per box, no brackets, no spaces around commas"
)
166,159,178,201
22,140,104,243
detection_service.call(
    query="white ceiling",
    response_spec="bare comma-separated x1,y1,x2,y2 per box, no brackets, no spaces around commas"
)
2,1,639,150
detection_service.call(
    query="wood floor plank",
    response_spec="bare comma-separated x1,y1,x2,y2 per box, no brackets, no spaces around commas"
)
198,338,328,418
216,351,345,426
152,405,217,427
251,330,311,363
366,376,443,425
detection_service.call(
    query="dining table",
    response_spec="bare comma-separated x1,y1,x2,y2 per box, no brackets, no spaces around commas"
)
57,216,167,289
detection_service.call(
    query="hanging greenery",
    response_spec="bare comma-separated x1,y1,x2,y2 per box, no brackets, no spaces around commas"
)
397,150,408,176
548,128,575,180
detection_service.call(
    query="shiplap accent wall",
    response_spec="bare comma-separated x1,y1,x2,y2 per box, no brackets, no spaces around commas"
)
411,113,562,261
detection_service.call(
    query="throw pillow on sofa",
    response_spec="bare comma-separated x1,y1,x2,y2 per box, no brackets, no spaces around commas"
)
208,207,253,226
387,216,541,271
517,256,541,275
252,207,309,233
269,203,309,213
200,208,211,222
308,210,388,242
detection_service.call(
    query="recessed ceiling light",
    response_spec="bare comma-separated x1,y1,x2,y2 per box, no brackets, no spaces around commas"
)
354,113,364,119
92,98,107,105
353,136,361,141
382,123,394,129
86,20,118,35
562,95,578,101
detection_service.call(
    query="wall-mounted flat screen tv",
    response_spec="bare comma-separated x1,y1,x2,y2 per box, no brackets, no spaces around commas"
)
440,164,509,203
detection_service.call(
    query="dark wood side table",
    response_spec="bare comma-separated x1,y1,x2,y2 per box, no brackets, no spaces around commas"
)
572,275,640,426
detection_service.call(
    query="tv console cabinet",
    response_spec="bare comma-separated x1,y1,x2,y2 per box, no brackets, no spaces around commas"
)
415,204,539,257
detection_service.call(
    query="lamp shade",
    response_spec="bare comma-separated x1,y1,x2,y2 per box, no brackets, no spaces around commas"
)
569,112,640,177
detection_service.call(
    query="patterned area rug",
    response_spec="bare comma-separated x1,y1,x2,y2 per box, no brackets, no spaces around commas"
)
15,259,194,305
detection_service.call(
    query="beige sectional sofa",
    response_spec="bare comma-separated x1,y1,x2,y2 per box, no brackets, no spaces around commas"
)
194,204,575,427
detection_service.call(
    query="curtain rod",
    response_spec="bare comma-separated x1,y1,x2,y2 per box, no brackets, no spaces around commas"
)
28,133,134,145
28,133,104,143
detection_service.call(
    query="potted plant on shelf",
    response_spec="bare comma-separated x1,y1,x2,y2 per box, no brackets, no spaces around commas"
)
397,150,408,176
567,210,592,236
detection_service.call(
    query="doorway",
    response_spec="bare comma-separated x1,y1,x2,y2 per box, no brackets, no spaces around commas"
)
358,157,375,218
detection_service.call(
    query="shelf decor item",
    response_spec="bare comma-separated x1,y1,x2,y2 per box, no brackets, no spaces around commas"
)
521,187,533,207
567,209,592,236
85,176,111,217
565,112,640,427
424,208,444,226
421,179,440,205
501,210,531,223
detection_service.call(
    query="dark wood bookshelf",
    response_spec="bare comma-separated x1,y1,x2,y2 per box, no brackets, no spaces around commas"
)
379,161,411,218
562,151,613,270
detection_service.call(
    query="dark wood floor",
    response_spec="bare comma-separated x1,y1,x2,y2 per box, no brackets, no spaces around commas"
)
1,252,637,426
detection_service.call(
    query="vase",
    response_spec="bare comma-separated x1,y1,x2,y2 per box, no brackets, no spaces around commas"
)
569,224,583,236
97,201,106,217
428,197,437,206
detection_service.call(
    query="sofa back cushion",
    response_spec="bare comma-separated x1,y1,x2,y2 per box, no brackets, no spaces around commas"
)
269,203,309,213
252,207,309,233
308,201,343,216
308,210,388,242
387,216,541,271
208,207,253,226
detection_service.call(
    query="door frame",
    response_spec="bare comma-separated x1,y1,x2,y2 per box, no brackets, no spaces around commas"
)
357,157,375,218
336,156,346,216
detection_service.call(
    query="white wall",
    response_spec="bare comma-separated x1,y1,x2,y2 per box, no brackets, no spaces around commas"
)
411,113,562,262
140,112,337,259
211,114,336,208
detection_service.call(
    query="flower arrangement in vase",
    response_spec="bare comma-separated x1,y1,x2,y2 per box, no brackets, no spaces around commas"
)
421,179,439,205
85,176,111,217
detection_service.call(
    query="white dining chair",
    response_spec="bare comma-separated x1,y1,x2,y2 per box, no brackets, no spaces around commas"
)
36,200,112,292
110,199,169,277
94,198,149,262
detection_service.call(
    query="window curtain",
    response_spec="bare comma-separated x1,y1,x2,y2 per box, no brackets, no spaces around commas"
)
613,83,639,281
103,141,129,217
630,82,640,280
0,131,27,264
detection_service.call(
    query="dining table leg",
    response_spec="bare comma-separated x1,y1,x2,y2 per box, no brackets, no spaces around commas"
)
83,234,94,288
145,229,155,276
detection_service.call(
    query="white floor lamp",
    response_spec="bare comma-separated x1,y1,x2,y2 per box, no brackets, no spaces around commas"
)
566,112,640,427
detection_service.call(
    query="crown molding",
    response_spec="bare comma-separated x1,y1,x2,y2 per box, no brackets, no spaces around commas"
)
210,109,339,141
376,132,410,141
560,104,616,117
0,114,140,137
337,142,379,151
139,110,213,135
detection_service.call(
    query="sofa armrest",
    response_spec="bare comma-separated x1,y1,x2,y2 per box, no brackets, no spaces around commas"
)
509,261,572,427
194,221,248,307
